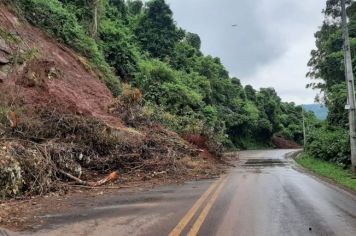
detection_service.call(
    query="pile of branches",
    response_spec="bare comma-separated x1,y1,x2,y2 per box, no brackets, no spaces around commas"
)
0,108,201,199
109,85,224,158
0,85,223,199
0,141,61,198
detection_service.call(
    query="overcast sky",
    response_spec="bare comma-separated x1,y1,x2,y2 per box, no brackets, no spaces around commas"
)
166,0,325,105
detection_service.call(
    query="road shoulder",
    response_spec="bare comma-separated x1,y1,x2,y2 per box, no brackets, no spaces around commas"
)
292,152,356,198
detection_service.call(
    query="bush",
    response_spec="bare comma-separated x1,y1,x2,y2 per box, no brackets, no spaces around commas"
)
6,0,307,153
276,124,303,144
306,125,350,167
133,59,205,114
99,18,139,80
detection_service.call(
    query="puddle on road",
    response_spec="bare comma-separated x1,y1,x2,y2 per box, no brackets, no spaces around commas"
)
241,159,287,167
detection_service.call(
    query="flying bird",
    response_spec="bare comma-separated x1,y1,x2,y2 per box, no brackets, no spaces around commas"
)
232,24,238,27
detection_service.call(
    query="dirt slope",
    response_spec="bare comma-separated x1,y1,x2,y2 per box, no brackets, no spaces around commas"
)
272,135,302,149
0,5,122,127
0,4,226,231
0,3,223,203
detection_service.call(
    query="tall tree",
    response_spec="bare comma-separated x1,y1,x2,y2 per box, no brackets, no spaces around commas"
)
134,0,183,58
185,32,201,50
91,0,101,37
127,0,143,15
307,0,355,126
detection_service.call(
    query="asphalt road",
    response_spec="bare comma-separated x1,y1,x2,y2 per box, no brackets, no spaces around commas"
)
3,149,356,236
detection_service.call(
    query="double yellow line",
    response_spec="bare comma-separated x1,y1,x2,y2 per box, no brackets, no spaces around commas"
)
169,175,228,236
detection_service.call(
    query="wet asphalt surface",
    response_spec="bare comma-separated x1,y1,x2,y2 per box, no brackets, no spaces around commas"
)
2,149,356,236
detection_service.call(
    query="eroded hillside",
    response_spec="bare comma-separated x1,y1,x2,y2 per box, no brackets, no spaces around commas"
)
0,4,222,201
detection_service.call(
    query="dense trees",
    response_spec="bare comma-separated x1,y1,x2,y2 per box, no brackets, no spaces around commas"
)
306,0,356,167
185,32,201,50
133,0,184,59
9,0,305,150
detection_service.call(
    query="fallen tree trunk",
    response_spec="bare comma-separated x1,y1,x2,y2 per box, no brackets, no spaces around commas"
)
59,170,119,187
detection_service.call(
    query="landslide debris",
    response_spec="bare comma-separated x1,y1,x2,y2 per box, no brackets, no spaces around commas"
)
0,4,222,200
272,135,302,149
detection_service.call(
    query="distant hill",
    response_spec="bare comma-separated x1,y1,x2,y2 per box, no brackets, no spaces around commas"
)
303,104,328,120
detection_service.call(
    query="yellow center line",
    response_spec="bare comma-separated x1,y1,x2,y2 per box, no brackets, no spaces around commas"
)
168,176,226,236
187,176,229,236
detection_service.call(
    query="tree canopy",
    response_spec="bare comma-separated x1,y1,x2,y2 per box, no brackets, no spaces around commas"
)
305,0,356,167
10,0,306,150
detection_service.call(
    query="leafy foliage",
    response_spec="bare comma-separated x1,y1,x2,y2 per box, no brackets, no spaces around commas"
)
133,0,184,59
15,0,121,95
306,125,350,167
10,0,305,150
185,32,201,50
98,14,139,80
306,0,356,167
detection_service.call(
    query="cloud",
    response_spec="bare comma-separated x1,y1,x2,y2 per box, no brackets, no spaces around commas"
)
244,37,319,105
166,0,325,104
167,0,286,77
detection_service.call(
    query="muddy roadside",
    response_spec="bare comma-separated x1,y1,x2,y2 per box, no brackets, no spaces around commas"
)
0,152,235,232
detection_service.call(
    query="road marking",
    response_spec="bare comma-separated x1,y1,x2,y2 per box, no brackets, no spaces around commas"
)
168,176,225,236
187,177,229,236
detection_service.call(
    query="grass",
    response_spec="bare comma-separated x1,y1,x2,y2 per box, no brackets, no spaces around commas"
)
0,106,9,121
296,153,356,191
19,48,41,62
0,27,22,44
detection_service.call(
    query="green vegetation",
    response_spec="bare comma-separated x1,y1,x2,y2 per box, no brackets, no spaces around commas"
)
16,48,41,64
0,27,22,44
13,0,121,95
306,124,350,167
296,153,356,191
305,0,356,168
0,106,8,123
7,0,307,150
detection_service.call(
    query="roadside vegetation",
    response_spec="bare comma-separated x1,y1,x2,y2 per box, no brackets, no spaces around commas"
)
0,0,309,199
296,153,356,191
2,0,306,150
305,0,356,169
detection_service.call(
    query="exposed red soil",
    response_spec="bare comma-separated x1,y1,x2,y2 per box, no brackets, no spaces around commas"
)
0,5,123,127
272,135,301,149
0,5,227,231
182,134,208,150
